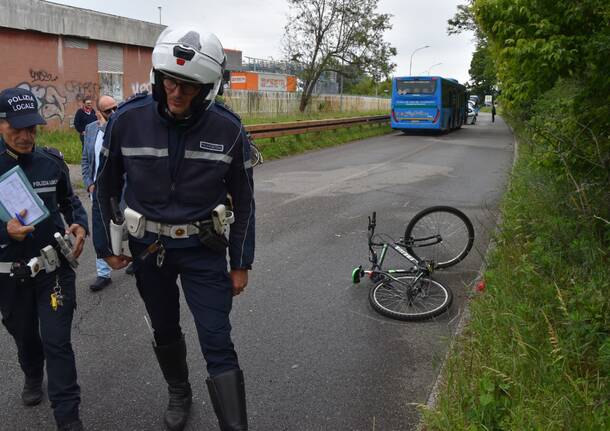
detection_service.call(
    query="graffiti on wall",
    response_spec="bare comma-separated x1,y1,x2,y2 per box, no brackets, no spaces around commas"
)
16,79,101,124
131,81,151,95
29,69,58,82
17,82,67,122
64,80,100,103
15,72,150,126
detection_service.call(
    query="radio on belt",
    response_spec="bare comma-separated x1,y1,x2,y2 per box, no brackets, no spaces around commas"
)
212,204,234,235
54,232,79,268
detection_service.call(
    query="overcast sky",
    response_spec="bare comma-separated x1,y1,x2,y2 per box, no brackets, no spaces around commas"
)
50,0,475,84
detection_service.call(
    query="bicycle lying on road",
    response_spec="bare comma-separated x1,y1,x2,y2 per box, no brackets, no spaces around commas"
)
351,206,475,321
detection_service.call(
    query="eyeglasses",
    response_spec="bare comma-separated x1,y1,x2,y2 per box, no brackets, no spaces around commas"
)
102,106,117,115
162,76,201,96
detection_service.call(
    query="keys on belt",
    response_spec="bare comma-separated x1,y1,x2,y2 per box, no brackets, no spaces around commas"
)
138,239,166,268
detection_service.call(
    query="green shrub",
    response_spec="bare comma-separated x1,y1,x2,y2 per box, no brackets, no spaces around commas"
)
422,116,610,431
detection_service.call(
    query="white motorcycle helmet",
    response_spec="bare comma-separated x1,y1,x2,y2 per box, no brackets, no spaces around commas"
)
151,27,226,111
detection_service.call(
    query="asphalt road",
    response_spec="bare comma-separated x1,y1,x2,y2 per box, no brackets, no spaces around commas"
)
0,112,514,430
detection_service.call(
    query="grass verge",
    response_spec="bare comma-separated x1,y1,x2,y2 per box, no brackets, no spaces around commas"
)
420,120,610,430
37,129,82,165
37,111,392,165
253,122,391,161
241,110,388,125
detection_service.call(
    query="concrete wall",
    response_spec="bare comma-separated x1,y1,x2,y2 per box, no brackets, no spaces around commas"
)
0,0,165,48
0,28,154,129
223,90,390,116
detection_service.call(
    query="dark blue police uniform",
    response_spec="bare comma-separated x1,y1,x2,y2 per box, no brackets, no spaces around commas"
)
93,93,255,374
0,140,88,427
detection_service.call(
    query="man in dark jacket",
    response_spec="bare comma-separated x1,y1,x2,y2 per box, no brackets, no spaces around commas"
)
94,27,254,431
0,87,88,431
73,97,97,146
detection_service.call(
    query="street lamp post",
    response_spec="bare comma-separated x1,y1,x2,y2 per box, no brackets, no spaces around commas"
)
409,45,430,76
426,62,442,76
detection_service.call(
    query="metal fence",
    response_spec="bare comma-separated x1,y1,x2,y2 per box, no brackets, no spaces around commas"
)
246,115,390,139
222,90,390,117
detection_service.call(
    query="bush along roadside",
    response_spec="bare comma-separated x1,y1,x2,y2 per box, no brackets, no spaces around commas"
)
420,98,609,431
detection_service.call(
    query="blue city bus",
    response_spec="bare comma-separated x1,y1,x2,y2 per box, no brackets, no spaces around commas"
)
391,76,467,132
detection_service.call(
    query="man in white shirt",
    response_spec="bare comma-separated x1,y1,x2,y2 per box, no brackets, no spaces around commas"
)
80,95,117,291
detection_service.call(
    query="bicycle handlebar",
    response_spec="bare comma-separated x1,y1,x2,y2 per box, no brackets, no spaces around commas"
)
367,212,376,240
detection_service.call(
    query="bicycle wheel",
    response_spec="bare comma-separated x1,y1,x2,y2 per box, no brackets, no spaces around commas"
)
369,276,452,321
404,206,474,269
250,144,262,167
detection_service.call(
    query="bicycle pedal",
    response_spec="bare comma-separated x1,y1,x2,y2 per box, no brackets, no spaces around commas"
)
369,272,382,283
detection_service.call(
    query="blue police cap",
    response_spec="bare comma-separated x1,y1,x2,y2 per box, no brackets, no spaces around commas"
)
0,87,47,128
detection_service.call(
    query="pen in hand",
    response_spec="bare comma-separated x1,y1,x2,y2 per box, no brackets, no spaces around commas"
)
14,210,34,239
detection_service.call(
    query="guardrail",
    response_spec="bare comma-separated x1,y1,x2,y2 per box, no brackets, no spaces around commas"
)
245,115,390,139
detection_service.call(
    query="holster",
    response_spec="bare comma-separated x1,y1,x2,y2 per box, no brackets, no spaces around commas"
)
110,219,131,257
196,221,228,254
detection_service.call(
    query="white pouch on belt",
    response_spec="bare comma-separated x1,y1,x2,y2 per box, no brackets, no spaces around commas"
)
124,207,146,239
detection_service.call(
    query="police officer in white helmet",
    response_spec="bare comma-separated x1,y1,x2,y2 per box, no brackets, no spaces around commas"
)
93,27,254,431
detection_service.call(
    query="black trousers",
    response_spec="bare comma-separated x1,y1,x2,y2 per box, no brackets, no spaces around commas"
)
0,266,80,424
129,240,239,377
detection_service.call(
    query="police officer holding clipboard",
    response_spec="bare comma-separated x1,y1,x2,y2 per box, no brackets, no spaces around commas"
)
0,87,88,431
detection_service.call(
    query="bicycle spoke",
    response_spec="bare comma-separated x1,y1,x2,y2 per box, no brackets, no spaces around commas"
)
405,207,473,268
370,276,452,320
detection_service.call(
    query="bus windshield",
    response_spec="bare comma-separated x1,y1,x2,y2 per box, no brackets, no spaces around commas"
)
396,80,437,95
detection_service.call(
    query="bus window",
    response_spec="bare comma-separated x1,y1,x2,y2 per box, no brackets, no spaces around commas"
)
396,79,437,95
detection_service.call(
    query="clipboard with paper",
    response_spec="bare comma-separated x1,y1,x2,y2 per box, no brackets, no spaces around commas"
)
0,165,50,225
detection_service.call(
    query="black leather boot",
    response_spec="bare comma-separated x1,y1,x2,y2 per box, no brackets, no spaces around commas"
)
21,372,43,406
206,369,248,431
153,336,193,431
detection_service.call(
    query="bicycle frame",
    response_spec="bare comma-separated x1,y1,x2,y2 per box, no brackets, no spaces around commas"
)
352,207,473,320
354,211,433,284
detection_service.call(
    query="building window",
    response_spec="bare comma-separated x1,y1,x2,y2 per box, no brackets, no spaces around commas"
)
98,43,124,101
99,73,123,103
64,37,89,49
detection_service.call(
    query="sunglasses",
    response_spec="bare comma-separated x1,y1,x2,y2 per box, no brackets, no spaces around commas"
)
162,76,201,96
102,106,117,115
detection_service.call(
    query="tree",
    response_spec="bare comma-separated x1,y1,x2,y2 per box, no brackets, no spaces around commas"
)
282,0,396,112
447,1,497,100
468,40,497,100
474,0,609,113
447,1,478,35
